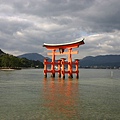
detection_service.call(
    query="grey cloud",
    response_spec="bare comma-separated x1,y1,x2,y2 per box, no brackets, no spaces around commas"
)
12,0,94,16
0,0,120,58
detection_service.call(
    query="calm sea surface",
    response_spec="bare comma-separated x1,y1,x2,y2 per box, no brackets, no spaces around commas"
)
0,69,120,120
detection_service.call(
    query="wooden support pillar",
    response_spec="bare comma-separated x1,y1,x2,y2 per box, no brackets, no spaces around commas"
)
68,48,73,78
75,59,79,79
58,60,61,78
51,49,56,78
44,58,48,78
61,58,66,79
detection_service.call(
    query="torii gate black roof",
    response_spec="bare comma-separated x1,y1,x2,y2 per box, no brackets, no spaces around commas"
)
43,38,85,50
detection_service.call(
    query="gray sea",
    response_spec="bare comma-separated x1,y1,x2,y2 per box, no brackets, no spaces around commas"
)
0,69,120,120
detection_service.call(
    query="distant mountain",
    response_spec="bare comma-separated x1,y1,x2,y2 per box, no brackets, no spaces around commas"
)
80,55,120,68
18,52,120,68
18,53,51,62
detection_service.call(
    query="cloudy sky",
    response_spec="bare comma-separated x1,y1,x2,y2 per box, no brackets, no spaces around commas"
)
0,0,120,58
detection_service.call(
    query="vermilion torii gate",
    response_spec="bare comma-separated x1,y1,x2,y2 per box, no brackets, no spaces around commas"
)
43,39,85,79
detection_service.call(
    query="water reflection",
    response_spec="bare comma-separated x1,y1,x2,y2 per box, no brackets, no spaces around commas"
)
43,78,80,119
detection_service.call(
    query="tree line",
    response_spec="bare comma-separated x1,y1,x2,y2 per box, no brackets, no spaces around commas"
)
0,54,44,68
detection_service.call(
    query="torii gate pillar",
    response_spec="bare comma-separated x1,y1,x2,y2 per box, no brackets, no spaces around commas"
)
51,49,56,78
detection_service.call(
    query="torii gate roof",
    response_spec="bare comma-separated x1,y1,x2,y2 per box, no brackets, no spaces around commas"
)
43,39,85,50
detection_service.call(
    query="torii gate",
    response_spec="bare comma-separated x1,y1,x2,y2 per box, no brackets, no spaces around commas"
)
43,39,85,79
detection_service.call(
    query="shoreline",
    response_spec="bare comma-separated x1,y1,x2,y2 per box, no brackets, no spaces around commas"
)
0,67,22,70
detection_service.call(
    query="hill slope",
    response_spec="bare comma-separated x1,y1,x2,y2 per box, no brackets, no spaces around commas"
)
0,49,5,55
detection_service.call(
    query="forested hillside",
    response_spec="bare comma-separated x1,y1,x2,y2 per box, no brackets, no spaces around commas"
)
0,50,44,68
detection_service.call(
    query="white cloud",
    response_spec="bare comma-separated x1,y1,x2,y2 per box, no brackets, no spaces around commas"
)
80,31,120,57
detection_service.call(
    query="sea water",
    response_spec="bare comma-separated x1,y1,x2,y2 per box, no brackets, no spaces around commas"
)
0,69,120,120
